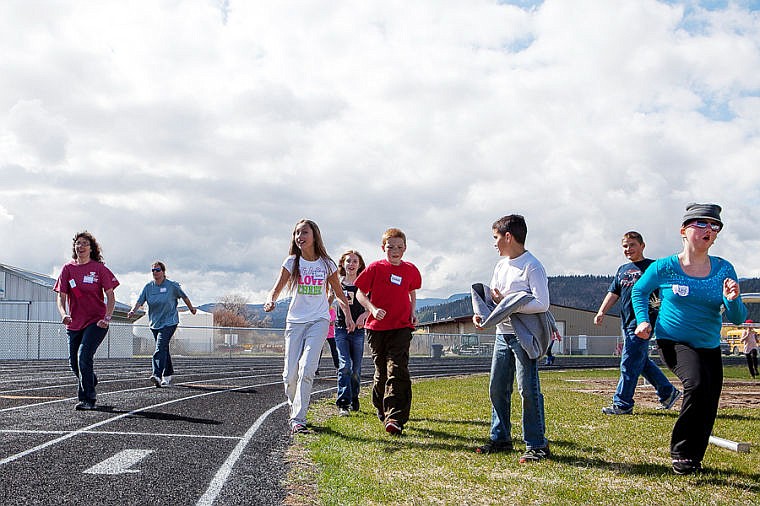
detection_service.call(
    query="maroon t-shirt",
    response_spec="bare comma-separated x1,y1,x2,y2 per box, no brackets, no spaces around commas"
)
354,259,421,331
54,260,120,330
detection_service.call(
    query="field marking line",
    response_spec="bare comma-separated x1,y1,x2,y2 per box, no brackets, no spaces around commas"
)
196,385,336,506
0,428,242,440
83,449,154,475
0,380,281,467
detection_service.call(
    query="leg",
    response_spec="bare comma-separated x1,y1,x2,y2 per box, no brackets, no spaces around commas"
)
153,325,177,378
67,329,85,401
752,350,759,378
290,319,329,427
640,355,677,404
383,328,413,426
349,329,365,409
367,330,388,421
283,323,307,420
78,323,108,402
335,328,352,408
612,333,651,410
488,333,516,443
327,337,339,370
150,328,161,378
658,340,722,465
509,335,548,450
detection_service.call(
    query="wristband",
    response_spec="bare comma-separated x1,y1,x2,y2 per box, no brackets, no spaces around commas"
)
104,315,112,321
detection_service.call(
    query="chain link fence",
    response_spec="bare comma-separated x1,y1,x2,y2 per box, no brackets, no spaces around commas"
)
0,320,624,360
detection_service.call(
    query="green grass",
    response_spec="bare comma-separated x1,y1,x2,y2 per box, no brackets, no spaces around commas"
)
287,366,760,505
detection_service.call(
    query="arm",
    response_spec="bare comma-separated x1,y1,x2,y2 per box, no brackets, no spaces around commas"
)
356,289,386,321
182,296,197,315
632,263,659,339
264,267,290,312
328,272,355,332
722,272,747,324
594,292,620,325
517,263,550,313
409,289,417,325
127,300,144,319
57,292,72,326
98,288,115,328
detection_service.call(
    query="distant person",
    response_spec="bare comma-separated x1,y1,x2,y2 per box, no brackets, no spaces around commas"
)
472,214,553,463
632,203,746,475
264,219,355,435
334,249,369,416
316,303,339,377
54,231,119,411
594,231,681,415
128,261,196,387
355,228,421,436
741,320,758,379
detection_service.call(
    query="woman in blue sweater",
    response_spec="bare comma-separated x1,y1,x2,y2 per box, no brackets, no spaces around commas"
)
632,203,746,475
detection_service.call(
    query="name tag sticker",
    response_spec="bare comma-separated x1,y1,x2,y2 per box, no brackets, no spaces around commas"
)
390,274,402,285
83,275,95,284
672,284,689,297
160,287,167,293
69,279,77,288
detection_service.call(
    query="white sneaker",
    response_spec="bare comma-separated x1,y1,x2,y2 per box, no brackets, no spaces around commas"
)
338,407,350,417
149,375,161,388
161,375,172,386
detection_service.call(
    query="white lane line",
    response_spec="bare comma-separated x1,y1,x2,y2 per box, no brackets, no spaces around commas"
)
0,373,280,413
196,385,335,506
0,380,282,467
0,429,242,440
84,449,154,475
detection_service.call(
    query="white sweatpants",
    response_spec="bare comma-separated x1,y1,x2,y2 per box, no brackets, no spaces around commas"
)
283,319,329,427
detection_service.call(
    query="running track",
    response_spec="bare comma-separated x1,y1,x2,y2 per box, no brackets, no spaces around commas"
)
0,357,492,505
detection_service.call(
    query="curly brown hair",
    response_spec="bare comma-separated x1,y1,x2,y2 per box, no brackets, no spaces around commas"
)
71,231,103,262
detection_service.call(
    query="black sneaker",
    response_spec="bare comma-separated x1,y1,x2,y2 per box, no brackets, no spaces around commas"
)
601,404,633,415
519,446,551,463
672,458,701,475
75,401,96,411
290,424,309,435
350,400,360,412
475,440,513,454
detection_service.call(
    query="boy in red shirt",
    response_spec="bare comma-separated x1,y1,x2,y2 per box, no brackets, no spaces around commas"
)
356,228,422,435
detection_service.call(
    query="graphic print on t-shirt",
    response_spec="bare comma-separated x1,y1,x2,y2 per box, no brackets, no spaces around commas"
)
620,267,643,287
297,266,325,295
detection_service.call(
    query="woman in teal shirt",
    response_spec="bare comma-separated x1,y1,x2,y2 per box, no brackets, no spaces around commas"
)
128,261,196,387
632,204,746,475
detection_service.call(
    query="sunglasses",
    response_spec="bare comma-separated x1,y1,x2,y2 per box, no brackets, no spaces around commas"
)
688,220,722,232
151,268,163,272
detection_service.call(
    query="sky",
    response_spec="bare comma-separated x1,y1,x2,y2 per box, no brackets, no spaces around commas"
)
2,0,760,306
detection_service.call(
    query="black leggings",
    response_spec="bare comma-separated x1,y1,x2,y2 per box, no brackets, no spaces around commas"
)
746,349,758,378
658,340,722,463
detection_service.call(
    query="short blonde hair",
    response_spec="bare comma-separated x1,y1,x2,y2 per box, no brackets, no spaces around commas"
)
382,228,406,246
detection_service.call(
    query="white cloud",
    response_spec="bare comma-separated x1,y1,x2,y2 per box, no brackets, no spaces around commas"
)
1,0,759,305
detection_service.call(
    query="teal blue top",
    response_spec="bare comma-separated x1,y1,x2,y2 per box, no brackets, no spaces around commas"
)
631,254,746,349
136,279,187,329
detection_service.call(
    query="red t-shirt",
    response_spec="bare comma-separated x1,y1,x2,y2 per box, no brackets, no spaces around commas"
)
54,260,120,330
354,259,421,331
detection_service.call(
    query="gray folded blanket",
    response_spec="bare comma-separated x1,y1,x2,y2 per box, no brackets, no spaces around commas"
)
471,283,559,359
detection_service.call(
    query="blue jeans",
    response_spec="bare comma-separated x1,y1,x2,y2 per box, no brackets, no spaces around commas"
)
67,323,108,402
151,325,177,378
489,333,547,449
613,331,675,410
335,327,364,408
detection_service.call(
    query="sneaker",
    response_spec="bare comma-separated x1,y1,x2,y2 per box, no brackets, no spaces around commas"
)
149,375,161,388
338,407,350,417
74,401,96,411
601,404,633,415
475,440,513,454
658,388,682,410
519,446,551,463
385,421,403,435
161,375,172,387
350,401,360,412
291,424,309,435
672,458,701,475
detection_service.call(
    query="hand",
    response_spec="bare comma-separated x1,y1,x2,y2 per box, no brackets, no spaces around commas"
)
490,288,504,304
97,319,109,328
127,310,134,318
346,317,356,333
552,330,562,342
411,314,418,326
472,314,483,329
190,308,197,315
61,315,72,326
372,307,386,320
723,278,740,301
264,301,276,312
635,322,652,340
593,313,604,325
356,312,368,329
